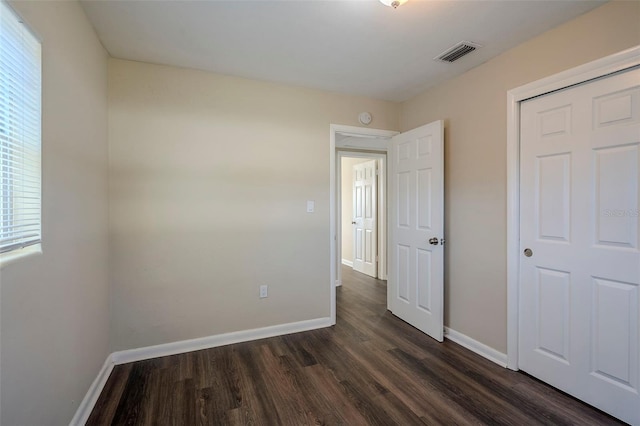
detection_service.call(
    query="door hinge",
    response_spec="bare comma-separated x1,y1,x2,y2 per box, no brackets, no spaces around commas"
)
376,255,379,262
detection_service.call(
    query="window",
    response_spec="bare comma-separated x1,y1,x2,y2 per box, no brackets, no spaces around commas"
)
0,1,41,255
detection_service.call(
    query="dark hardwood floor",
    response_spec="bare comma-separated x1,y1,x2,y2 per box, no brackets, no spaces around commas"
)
88,266,623,425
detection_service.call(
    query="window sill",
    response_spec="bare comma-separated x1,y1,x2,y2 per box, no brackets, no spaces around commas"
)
0,244,42,270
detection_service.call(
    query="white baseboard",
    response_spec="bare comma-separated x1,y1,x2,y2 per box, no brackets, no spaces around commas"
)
71,317,332,424
69,355,115,426
71,321,505,424
111,317,332,365
444,327,508,368
341,259,353,267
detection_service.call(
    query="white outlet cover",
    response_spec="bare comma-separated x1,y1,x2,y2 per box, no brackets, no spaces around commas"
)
306,200,315,213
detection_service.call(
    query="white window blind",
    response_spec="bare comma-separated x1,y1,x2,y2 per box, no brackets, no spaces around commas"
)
0,2,41,254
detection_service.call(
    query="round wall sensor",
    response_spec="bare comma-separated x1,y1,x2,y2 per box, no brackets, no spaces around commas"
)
358,112,372,126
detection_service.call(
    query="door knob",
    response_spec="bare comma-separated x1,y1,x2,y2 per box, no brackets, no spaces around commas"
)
352,221,357,225
429,237,439,245
524,248,533,257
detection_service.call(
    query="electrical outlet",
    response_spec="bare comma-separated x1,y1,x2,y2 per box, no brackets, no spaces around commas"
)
259,285,268,298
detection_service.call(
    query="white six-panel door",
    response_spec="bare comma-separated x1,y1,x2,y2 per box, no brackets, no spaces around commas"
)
519,67,640,424
388,120,444,342
352,160,377,278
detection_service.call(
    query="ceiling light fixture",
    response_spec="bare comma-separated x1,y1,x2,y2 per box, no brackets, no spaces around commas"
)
379,0,408,8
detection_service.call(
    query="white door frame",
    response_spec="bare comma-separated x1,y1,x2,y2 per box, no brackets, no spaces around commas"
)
337,151,386,282
506,46,640,370
330,124,399,324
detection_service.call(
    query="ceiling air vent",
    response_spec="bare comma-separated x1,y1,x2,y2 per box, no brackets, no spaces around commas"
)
434,41,482,63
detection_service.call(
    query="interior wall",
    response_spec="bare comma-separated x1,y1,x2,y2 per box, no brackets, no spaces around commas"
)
108,58,399,351
340,157,369,264
400,1,640,352
0,1,110,424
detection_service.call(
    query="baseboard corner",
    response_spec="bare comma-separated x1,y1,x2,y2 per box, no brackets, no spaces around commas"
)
69,354,115,426
70,317,332,424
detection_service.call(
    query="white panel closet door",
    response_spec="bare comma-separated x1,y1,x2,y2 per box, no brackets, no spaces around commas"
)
388,120,444,342
519,67,640,425
352,160,377,278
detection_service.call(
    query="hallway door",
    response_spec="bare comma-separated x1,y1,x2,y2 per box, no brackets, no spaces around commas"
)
352,160,378,278
388,120,445,342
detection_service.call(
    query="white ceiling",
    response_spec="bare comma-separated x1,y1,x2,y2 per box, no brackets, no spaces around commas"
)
80,0,604,102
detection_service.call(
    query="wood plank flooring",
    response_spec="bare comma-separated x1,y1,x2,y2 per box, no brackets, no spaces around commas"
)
88,266,623,425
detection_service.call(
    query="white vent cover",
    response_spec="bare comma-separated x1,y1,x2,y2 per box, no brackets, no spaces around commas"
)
434,41,482,63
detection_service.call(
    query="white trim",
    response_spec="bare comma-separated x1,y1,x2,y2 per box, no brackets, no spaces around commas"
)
330,126,337,325
336,135,389,151
444,327,508,368
111,317,332,365
341,258,353,267
334,125,398,140
330,124,398,326
376,156,387,281
506,45,640,371
0,243,42,269
69,355,115,426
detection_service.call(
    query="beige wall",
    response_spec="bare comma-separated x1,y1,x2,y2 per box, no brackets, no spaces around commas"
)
0,1,110,424
340,157,370,264
108,58,399,351
400,1,640,352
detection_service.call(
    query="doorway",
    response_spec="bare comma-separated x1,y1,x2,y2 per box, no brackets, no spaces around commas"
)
329,125,397,324
338,152,387,281
330,121,446,346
